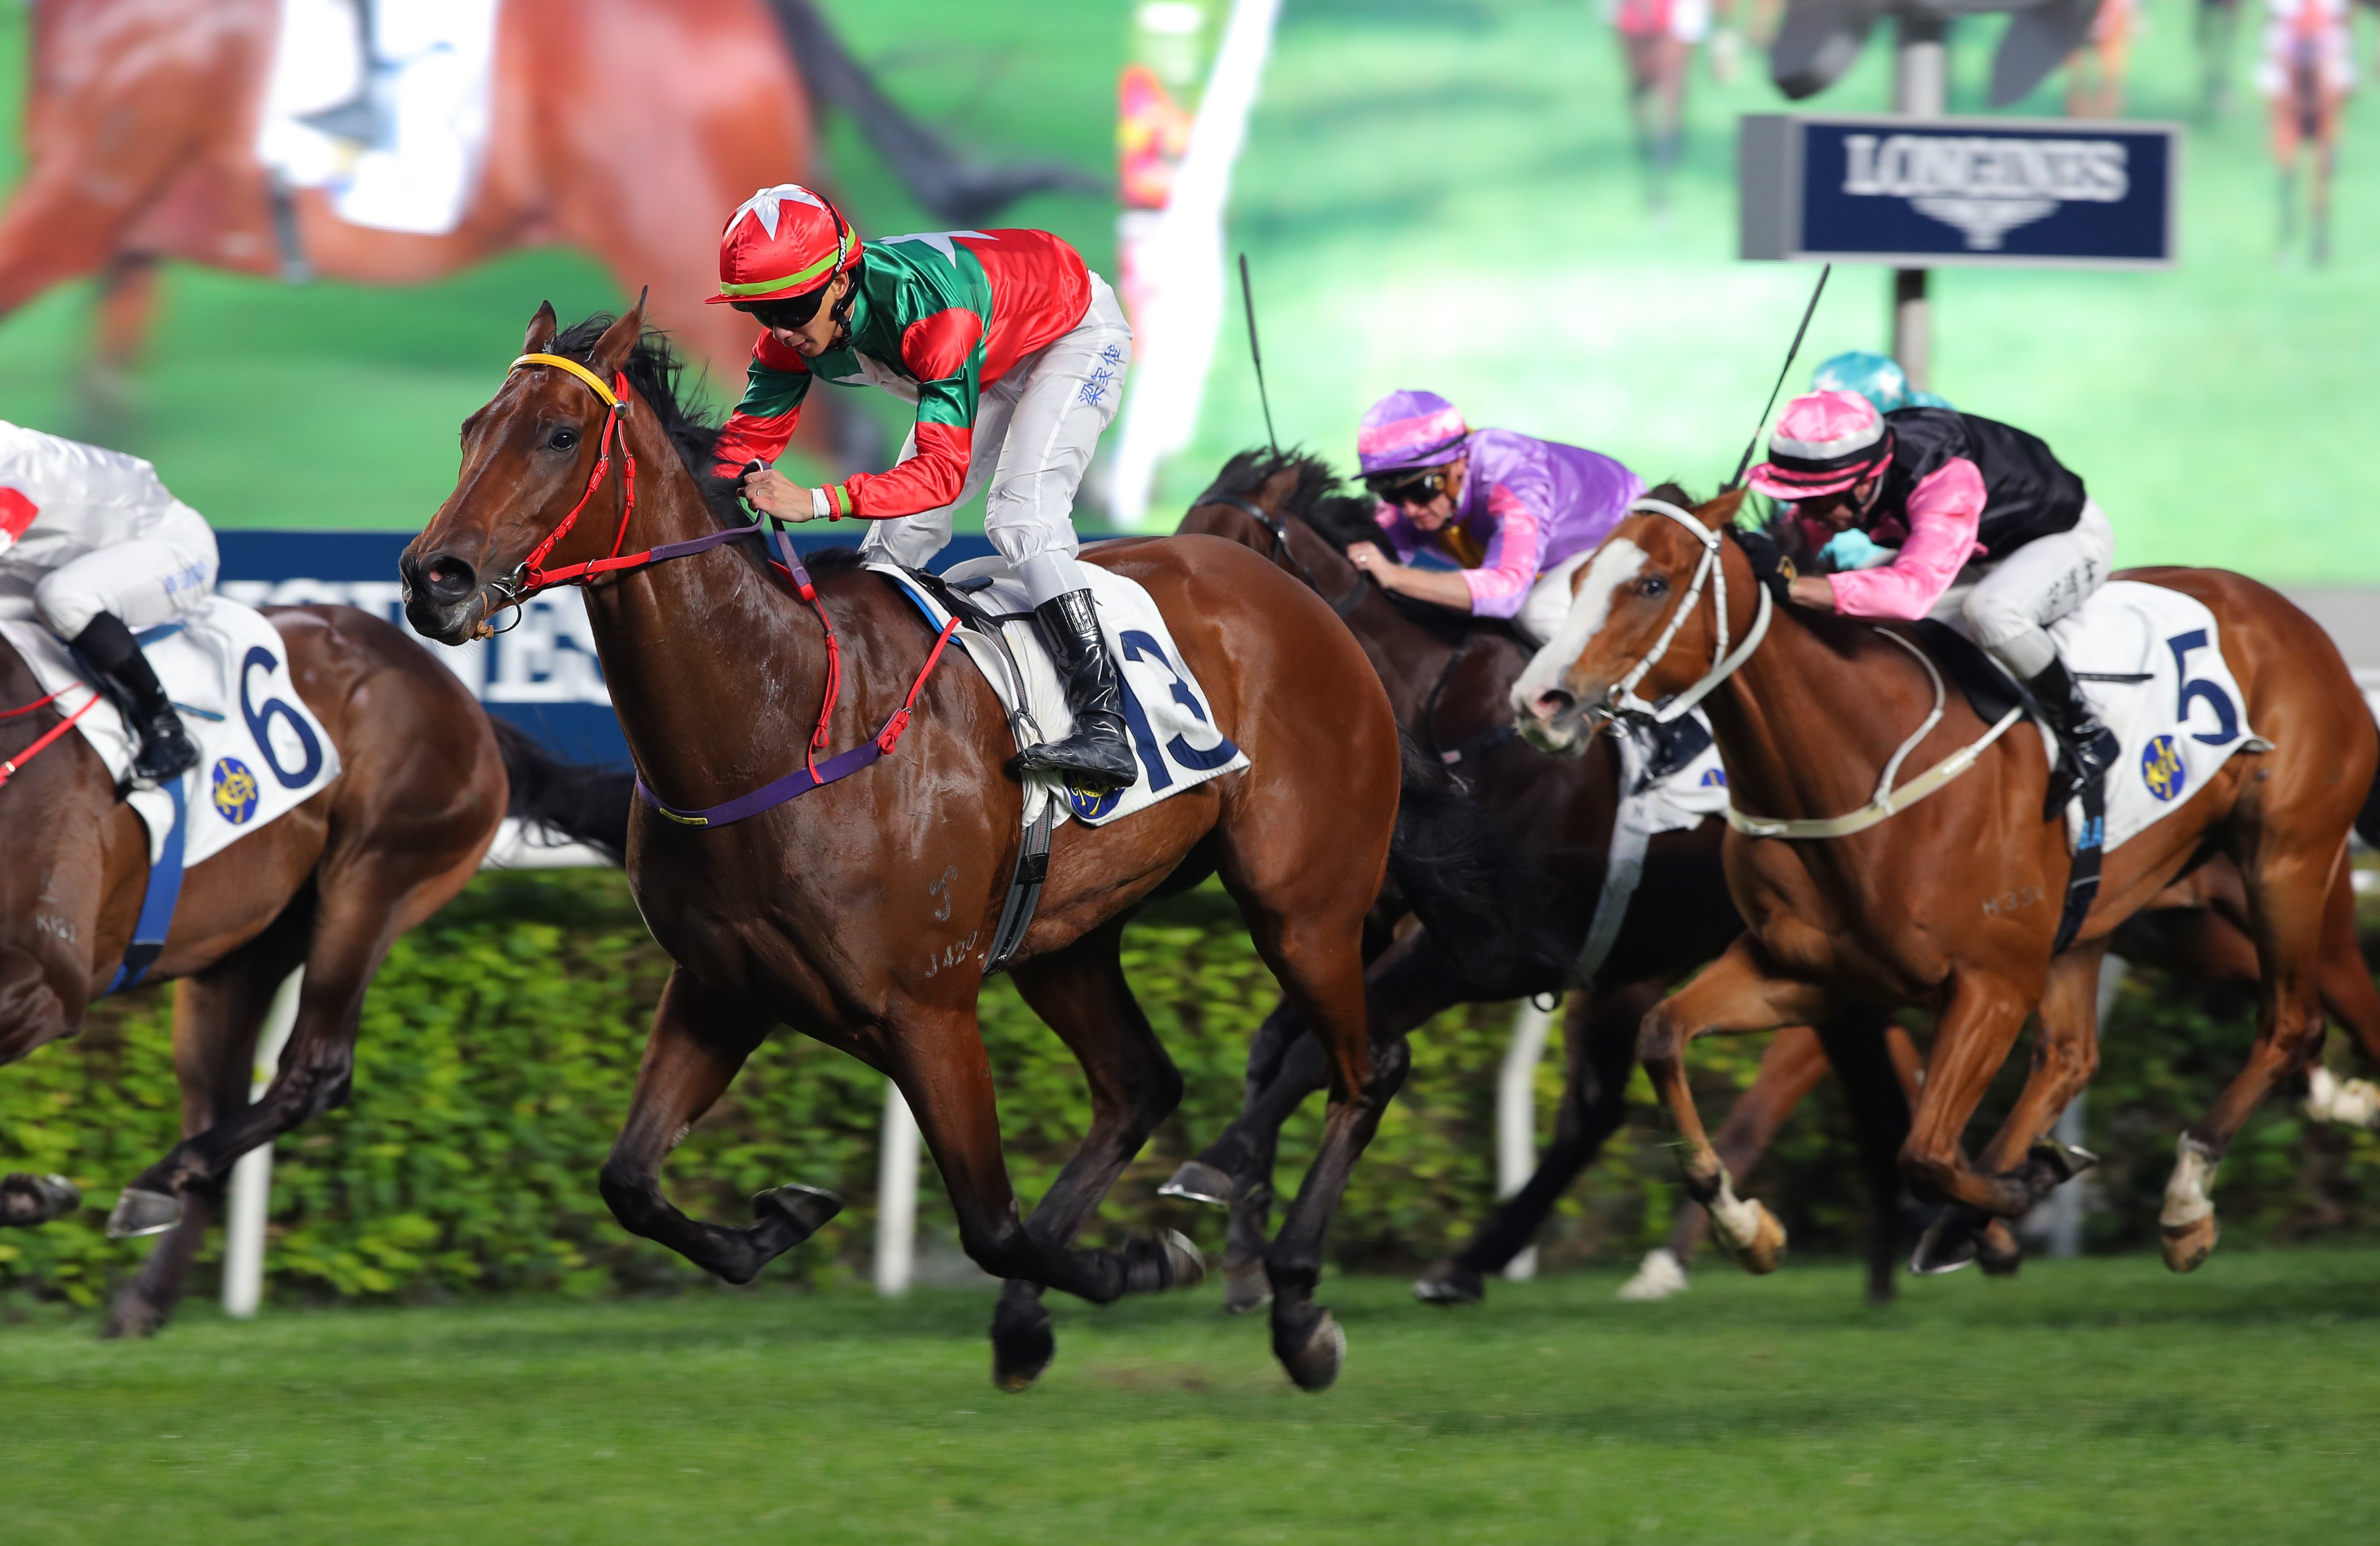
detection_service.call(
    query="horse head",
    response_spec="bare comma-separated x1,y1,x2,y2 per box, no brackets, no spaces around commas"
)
402,299,649,645
1512,485,1750,754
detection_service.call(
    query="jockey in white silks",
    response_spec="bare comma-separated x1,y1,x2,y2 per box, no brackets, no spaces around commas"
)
0,423,216,784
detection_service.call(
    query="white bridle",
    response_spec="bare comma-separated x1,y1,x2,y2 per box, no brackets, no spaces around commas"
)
1601,498,1773,724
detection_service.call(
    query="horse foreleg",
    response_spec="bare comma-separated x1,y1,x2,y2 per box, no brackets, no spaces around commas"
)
2160,840,2342,1273
594,968,835,1284
1896,970,2039,1234
1813,1006,1917,1305
989,920,1190,1391
81,252,160,420
1636,937,1838,1275
105,937,300,1337
1427,978,1667,1306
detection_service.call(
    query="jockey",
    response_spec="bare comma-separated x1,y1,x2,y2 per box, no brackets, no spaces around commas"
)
1798,352,1952,574
0,423,213,785
1749,391,2119,808
710,185,1137,795
1345,391,1645,646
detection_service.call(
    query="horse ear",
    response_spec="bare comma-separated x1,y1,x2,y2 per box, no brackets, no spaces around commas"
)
523,300,559,354
587,292,646,375
1698,487,1750,530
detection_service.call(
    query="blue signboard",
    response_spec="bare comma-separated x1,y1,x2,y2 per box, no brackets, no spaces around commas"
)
1740,113,2181,268
216,529,1008,770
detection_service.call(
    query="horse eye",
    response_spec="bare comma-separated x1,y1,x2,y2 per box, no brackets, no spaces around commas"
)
1639,575,1669,598
546,427,579,453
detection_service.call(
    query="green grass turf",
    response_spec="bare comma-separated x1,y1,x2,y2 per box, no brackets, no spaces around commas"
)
2,1,2373,575
8,1250,2380,1543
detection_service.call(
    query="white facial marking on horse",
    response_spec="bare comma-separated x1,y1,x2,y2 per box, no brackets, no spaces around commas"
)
1512,539,1647,750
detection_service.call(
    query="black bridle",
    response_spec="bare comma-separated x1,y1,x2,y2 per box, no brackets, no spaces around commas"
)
1194,491,1371,618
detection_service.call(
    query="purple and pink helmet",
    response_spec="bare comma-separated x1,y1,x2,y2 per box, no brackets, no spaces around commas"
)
1746,390,1894,501
1357,389,1470,477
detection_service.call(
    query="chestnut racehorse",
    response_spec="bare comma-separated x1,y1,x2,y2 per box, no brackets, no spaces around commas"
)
1173,451,1918,1307
0,609,620,1335
2,0,1086,410
399,307,1512,1391
1515,488,2378,1277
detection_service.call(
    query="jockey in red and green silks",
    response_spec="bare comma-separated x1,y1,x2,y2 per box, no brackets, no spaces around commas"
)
712,183,1136,795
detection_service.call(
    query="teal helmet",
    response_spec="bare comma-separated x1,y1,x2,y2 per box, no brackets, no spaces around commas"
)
1906,388,1955,409
1810,350,1912,415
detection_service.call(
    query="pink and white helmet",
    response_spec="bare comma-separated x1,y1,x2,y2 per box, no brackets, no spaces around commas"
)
1746,390,1893,500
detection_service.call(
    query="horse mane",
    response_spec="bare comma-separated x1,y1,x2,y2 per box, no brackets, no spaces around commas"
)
1197,448,1383,553
547,313,869,581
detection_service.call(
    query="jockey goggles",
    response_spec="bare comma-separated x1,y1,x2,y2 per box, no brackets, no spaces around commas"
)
1364,466,1454,506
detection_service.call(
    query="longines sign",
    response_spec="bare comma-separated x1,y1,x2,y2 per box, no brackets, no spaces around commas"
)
1741,113,2180,268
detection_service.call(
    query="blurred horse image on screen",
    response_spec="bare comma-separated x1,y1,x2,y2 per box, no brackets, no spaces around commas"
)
0,0,1089,436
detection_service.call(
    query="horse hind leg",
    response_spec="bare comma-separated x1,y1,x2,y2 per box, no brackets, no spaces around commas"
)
988,919,1192,1391
596,968,840,1285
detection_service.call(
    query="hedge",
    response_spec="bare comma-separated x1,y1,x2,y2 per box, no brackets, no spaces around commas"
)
3,870,2377,1309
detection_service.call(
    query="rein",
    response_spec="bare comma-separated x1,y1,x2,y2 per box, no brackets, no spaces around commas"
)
482,350,949,818
0,688,102,790
1200,492,1370,617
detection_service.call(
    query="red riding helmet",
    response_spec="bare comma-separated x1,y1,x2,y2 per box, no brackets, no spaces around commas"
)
706,184,863,306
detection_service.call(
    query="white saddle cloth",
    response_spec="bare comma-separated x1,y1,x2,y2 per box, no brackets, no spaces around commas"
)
2031,581,2268,853
0,596,341,866
255,0,501,237
869,558,1249,830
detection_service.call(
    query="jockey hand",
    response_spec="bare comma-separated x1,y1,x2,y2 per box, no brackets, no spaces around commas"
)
1788,575,1838,611
739,464,823,523
1820,528,1899,571
1346,542,1397,582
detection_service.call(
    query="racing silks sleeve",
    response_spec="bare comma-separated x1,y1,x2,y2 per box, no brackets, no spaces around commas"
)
826,308,984,519
711,332,815,477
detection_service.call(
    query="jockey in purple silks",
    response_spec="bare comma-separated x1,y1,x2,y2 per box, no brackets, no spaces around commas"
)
1345,390,1645,646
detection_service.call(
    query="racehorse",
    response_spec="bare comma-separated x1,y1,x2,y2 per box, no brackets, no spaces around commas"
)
1173,451,1917,1307
1,0,1087,425
0,610,622,1336
398,307,1531,1391
1515,487,2378,1276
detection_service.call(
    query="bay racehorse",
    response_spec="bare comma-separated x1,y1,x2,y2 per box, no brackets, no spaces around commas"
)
0,610,622,1335
1515,487,2378,1276
1172,451,1918,1306
398,307,1531,1391
3,0,1086,418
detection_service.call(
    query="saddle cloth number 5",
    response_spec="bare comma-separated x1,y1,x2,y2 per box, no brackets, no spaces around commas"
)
2167,629,2240,748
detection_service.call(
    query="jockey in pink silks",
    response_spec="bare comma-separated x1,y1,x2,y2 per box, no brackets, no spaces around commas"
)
1345,389,1645,647
1749,389,2119,807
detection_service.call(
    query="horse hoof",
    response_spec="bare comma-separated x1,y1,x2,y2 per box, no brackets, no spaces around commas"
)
2161,1212,2218,1273
106,1188,181,1239
1910,1210,1981,1276
1273,1307,1345,1393
1411,1262,1486,1306
1158,1161,1234,1207
1,1172,81,1226
1221,1257,1272,1315
1615,1247,1690,1302
2025,1139,2098,1196
990,1305,1057,1393
1733,1203,1786,1275
1977,1219,2024,1277
753,1183,844,1236
101,1294,167,1341
1161,1229,1206,1290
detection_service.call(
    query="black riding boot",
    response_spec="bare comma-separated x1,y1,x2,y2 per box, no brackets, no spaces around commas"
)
71,612,200,787
2023,656,2118,819
1008,591,1138,795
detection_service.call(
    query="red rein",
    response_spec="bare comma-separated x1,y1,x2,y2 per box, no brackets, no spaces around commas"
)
0,689,103,789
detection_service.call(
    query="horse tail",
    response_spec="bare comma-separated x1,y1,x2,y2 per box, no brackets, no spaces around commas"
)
1384,733,1572,993
489,717,631,864
763,0,1101,226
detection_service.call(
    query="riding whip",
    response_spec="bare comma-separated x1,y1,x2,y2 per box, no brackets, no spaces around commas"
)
1726,262,1832,492
1239,252,1281,455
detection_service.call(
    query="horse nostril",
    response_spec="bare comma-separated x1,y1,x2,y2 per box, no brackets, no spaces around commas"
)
407,552,479,607
1532,688,1576,721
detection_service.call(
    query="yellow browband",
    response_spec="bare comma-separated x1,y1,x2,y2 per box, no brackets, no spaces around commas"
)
510,352,621,407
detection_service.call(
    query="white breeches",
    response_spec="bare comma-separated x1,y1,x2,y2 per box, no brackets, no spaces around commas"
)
5,502,218,639
1932,499,2116,679
1516,549,1597,647
861,273,1133,586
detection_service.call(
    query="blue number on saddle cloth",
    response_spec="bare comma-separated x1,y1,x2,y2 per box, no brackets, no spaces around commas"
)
211,756,260,825
1119,630,1241,772
2139,734,2185,803
240,645,325,789
2167,630,2241,747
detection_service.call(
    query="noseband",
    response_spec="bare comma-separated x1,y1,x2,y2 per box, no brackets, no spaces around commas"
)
1598,497,1773,725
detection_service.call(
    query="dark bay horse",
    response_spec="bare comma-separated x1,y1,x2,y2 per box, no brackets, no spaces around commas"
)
3,0,1085,409
1173,452,1917,1306
0,609,618,1334
1516,488,2378,1276
398,307,1516,1391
